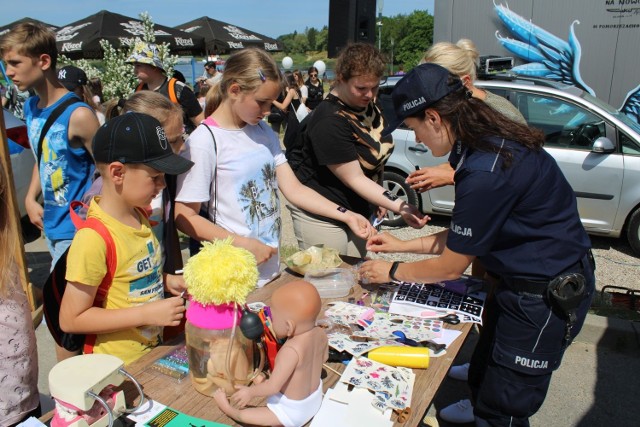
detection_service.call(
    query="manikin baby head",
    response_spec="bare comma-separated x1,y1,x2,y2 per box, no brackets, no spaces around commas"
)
270,280,322,340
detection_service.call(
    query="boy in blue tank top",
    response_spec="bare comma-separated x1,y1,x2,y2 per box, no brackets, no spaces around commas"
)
1,22,99,361
1,22,99,269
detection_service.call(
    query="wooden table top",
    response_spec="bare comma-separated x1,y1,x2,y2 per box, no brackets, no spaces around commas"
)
120,265,472,427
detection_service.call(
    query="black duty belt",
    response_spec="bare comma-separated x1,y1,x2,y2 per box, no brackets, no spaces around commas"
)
498,250,594,296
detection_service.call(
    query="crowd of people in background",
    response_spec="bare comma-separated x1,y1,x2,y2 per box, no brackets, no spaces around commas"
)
0,20,594,427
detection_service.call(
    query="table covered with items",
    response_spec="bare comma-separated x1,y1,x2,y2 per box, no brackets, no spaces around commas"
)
37,249,487,427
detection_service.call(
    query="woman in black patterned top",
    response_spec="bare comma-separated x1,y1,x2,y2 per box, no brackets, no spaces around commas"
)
288,43,427,257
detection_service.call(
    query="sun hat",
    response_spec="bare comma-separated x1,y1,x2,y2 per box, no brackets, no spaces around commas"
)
382,63,464,136
57,65,88,91
126,41,165,71
92,112,193,175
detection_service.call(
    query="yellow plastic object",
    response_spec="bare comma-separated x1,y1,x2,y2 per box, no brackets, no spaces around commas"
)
367,346,430,369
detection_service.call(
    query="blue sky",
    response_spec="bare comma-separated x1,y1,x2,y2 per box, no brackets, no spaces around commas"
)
2,0,434,38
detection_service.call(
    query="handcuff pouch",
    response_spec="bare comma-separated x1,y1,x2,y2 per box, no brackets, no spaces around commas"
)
546,273,587,322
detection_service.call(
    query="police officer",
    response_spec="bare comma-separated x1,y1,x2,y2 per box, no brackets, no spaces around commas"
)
358,63,595,427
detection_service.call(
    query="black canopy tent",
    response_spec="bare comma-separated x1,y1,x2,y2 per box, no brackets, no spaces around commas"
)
55,10,205,59
176,16,282,54
0,17,58,37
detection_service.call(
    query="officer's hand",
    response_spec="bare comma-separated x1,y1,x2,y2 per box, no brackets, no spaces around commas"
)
407,163,455,193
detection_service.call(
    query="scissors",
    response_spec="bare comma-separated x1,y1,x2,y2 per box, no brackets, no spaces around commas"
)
392,331,446,354
439,313,460,325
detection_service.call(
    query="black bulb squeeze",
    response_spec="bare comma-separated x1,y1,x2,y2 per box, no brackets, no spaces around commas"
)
239,310,265,341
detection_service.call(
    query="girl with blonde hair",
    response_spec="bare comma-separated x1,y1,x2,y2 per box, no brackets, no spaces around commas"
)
0,162,40,425
175,48,375,287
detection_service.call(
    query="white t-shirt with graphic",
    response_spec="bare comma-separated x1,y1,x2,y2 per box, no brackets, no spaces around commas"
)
176,120,287,287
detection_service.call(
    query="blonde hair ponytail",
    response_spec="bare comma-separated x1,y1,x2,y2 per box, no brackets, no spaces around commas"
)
422,39,480,81
204,48,282,117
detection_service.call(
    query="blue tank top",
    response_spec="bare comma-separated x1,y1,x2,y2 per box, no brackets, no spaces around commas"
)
25,92,95,240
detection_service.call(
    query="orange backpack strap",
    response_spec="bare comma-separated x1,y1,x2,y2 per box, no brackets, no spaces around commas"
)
69,201,117,354
135,82,145,92
168,78,178,104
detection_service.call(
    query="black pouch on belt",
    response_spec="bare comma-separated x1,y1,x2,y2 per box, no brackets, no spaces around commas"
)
547,273,587,342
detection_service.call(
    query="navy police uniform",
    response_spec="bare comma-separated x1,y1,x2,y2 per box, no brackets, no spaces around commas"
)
447,137,595,427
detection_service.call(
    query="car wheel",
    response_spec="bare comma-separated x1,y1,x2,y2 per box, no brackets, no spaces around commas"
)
626,208,640,256
382,171,419,227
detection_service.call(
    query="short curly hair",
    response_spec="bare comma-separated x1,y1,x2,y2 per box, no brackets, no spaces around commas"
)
335,43,387,81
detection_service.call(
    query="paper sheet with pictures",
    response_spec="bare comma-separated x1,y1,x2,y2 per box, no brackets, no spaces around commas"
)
325,301,376,326
362,312,444,341
327,332,400,357
391,282,487,324
340,357,415,412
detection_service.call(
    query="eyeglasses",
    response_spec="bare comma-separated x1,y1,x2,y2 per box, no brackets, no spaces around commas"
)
168,128,187,146
309,73,318,77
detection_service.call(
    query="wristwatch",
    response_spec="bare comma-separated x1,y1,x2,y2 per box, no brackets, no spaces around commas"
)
389,261,403,282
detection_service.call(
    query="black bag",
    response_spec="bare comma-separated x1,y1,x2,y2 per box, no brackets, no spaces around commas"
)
267,92,287,124
267,105,286,124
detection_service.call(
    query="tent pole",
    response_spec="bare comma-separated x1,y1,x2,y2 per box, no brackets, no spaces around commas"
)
190,57,197,87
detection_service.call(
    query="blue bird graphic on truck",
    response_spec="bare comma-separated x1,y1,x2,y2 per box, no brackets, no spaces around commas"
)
494,1,640,124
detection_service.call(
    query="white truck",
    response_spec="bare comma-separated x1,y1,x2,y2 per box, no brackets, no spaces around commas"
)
434,0,640,123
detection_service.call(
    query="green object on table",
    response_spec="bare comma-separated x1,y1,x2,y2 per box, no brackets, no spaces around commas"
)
146,407,230,426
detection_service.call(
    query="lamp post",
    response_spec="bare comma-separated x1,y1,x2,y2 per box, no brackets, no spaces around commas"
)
377,0,384,51
390,37,394,75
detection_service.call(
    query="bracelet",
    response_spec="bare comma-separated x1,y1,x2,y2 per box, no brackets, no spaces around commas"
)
389,261,403,282
382,190,399,201
337,206,347,213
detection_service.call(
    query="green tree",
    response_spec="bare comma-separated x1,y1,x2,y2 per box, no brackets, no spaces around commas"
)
316,26,329,52
272,9,434,72
277,32,296,54
391,11,433,70
307,27,318,51
291,33,310,54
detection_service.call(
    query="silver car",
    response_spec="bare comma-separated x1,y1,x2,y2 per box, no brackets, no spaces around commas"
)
379,75,640,256
4,108,41,241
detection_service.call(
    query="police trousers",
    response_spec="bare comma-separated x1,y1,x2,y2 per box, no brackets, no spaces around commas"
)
469,254,595,427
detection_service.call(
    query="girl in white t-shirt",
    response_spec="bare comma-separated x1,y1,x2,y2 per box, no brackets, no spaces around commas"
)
175,48,375,287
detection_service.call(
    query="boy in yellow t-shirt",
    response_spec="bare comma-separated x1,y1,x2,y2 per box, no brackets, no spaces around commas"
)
60,112,194,365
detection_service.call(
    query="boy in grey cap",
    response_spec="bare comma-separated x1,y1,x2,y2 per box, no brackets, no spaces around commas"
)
127,41,204,134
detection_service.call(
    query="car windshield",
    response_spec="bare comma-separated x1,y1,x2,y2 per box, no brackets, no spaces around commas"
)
580,92,640,134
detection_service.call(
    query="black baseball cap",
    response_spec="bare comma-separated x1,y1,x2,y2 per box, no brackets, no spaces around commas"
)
92,112,194,175
382,63,464,136
57,65,88,91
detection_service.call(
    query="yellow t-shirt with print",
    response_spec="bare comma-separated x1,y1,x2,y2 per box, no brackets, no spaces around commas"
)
66,198,164,365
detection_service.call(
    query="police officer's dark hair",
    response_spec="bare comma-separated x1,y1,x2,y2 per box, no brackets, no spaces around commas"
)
409,75,545,168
